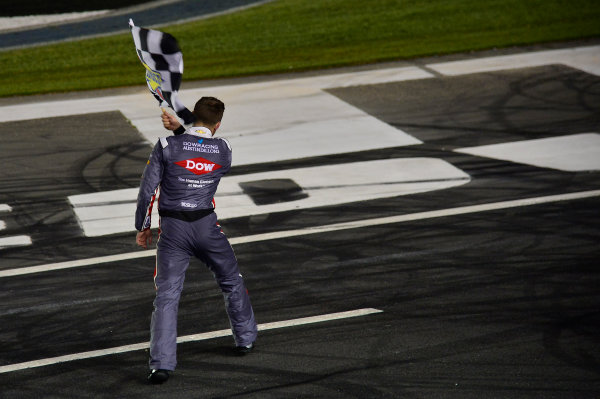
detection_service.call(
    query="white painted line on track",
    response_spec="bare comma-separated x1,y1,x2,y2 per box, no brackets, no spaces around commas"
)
0,235,33,249
0,250,156,277
1,189,599,278
0,307,382,374
455,133,600,172
68,158,469,237
0,204,33,248
0,66,427,167
1,205,11,231
427,45,600,77
228,189,600,243
0,10,110,32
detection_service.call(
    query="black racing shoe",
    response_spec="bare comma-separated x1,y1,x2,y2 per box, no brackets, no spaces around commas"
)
148,369,170,384
233,342,254,356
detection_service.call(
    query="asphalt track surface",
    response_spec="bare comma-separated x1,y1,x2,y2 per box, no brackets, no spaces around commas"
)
0,0,271,50
0,24,599,399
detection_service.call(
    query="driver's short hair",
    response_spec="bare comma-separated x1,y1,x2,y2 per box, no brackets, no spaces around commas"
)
193,97,224,126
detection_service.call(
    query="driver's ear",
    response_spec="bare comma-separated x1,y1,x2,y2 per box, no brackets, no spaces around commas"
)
213,121,221,135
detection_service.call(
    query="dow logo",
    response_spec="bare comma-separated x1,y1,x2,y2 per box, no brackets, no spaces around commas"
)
174,157,222,176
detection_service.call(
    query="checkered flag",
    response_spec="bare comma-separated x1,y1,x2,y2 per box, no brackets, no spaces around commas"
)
129,19,195,125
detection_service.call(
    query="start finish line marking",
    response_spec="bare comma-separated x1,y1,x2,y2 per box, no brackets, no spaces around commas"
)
0,308,382,374
1,189,599,279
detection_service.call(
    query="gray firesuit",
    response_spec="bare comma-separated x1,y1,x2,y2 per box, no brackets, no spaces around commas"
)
135,126,257,371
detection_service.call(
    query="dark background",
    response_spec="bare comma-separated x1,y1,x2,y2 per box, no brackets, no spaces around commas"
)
0,0,151,16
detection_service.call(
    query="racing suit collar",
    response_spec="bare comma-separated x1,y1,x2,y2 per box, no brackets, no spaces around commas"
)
186,126,213,138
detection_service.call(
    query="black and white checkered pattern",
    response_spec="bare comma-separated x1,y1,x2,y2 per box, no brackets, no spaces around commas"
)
129,19,195,125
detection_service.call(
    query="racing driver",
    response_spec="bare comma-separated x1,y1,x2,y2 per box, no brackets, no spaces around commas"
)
135,97,258,384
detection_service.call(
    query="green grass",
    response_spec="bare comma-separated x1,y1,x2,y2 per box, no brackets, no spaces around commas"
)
1,0,599,97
